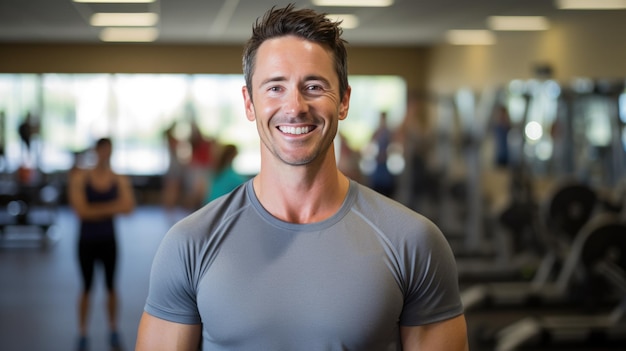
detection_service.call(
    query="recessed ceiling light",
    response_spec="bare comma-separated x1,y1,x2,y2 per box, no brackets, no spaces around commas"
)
99,27,159,42
91,13,159,26
326,14,360,29
312,0,393,7
446,30,496,45
74,0,156,3
487,16,550,31
555,0,626,9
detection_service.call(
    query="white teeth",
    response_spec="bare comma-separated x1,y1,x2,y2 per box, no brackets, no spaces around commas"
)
279,126,311,135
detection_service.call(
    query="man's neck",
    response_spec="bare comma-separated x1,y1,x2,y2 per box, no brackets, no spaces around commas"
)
253,156,349,224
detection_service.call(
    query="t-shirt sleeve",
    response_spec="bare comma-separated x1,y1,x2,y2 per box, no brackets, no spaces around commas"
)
399,218,464,326
143,225,202,325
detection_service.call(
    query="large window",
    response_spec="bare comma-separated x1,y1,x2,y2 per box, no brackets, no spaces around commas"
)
0,74,406,176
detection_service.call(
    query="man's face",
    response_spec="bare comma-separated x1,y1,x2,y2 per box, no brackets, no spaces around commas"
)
243,35,350,167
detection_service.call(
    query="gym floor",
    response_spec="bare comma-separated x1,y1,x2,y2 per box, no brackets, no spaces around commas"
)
0,206,173,351
0,206,622,351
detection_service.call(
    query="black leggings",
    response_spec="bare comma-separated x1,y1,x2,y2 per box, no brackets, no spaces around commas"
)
78,237,117,293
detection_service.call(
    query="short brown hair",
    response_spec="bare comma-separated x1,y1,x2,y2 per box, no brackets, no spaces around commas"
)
242,4,349,100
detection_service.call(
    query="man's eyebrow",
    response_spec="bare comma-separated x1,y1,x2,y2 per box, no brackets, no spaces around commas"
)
259,75,332,87
260,76,286,86
304,75,331,86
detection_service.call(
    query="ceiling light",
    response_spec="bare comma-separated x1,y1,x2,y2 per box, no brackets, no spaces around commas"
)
555,0,626,9
74,0,156,3
99,27,158,42
487,16,549,31
326,14,360,29
91,13,158,26
312,0,393,7
446,30,496,45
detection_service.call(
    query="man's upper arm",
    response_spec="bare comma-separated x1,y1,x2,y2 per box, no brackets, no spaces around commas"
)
136,311,201,351
400,314,469,351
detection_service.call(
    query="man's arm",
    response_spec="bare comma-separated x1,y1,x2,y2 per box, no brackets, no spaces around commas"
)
400,314,469,351
135,312,201,351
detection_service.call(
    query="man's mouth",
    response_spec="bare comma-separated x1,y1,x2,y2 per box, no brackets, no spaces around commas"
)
278,126,314,135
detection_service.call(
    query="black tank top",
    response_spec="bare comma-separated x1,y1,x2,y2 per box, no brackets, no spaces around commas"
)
79,177,118,240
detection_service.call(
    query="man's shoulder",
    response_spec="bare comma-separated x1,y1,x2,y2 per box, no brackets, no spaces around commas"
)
352,181,442,240
353,182,421,218
168,181,253,239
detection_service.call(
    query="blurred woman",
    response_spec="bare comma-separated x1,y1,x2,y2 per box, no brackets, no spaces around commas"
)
68,137,135,351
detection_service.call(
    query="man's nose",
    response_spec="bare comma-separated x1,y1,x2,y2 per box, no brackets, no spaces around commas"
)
284,89,308,116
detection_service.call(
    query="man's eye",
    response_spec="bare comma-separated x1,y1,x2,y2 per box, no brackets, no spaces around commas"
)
268,86,283,93
307,85,323,91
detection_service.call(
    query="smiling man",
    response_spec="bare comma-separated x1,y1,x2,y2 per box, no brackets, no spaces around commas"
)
136,4,468,351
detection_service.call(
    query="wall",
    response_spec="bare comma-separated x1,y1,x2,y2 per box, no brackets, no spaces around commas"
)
2,12,626,98
0,43,429,93
427,14,626,94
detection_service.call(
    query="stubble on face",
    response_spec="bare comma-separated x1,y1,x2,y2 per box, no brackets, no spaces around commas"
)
247,36,345,168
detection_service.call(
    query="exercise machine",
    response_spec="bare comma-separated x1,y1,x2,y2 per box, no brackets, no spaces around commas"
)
0,176,60,248
461,180,600,311
487,213,626,350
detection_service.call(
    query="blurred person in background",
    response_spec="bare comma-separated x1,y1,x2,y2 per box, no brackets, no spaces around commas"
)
185,121,216,210
203,143,246,204
394,93,438,214
161,123,185,223
337,131,363,183
68,137,135,351
368,111,396,197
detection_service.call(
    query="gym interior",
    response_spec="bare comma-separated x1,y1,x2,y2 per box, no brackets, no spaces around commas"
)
1,1,626,350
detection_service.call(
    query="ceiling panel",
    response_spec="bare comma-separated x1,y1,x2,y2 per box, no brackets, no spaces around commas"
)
0,0,623,45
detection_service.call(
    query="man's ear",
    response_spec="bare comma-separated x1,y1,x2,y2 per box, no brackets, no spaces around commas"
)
242,86,255,121
338,86,351,121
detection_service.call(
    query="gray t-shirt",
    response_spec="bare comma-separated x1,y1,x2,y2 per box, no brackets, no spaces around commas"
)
145,179,463,350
